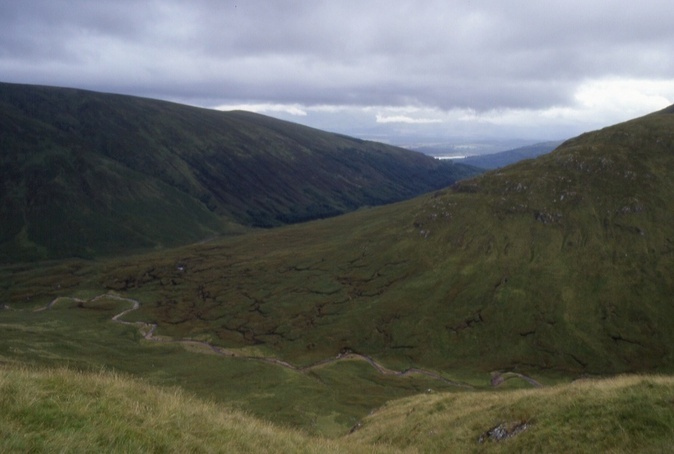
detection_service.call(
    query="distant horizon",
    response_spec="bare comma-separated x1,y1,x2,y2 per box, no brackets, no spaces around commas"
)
2,79,571,155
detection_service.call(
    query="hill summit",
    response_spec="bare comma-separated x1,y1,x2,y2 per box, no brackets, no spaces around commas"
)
0,82,477,262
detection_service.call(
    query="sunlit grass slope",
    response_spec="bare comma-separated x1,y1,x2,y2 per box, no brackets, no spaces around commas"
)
352,375,674,453
0,365,387,453
2,365,673,453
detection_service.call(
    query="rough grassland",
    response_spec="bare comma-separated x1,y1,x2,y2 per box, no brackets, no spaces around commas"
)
0,294,478,436
352,374,674,453
0,365,387,453
2,366,674,453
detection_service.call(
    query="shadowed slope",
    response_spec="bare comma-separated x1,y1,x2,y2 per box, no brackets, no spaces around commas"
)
0,82,477,261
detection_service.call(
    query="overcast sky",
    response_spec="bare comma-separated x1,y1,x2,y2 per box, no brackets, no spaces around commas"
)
2,0,674,148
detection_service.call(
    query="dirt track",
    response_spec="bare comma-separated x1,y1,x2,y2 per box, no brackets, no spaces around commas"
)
43,293,543,389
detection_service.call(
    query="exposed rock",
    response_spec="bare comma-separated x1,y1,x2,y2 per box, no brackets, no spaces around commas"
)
534,210,562,224
478,420,530,443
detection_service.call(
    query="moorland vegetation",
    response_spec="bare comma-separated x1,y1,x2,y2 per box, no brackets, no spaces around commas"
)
3,85,674,450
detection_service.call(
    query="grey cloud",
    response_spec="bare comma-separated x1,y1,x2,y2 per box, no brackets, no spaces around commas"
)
1,0,673,115
0,1,144,59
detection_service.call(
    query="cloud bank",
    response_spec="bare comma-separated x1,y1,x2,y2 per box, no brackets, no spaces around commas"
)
1,0,673,142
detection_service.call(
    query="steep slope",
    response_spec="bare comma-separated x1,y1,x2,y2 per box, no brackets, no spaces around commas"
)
417,106,674,372
0,82,478,262
407,105,674,372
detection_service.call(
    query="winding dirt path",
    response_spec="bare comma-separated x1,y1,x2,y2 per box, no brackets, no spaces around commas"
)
490,371,543,388
41,294,542,389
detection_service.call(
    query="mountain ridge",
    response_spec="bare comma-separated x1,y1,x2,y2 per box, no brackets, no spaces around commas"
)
0,82,478,262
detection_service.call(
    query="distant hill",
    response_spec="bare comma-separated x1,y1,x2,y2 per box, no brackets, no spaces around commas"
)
461,140,564,169
0,82,479,262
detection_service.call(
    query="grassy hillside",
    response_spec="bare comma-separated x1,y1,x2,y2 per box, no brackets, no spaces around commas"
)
0,292,478,436
0,82,478,262
0,366,379,453
4,105,674,444
5,105,674,378
2,365,673,452
351,374,674,452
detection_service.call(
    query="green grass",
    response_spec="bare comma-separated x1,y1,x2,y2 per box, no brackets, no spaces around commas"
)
0,294,481,436
351,374,674,453
0,366,388,453
3,102,674,445
2,365,674,453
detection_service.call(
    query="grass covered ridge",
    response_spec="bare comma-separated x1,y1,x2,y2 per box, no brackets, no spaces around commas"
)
352,374,674,452
2,365,674,453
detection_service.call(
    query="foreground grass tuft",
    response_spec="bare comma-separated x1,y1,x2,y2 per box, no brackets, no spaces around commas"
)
0,366,386,453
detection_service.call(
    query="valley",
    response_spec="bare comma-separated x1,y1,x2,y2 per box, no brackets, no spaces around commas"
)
3,85,674,450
